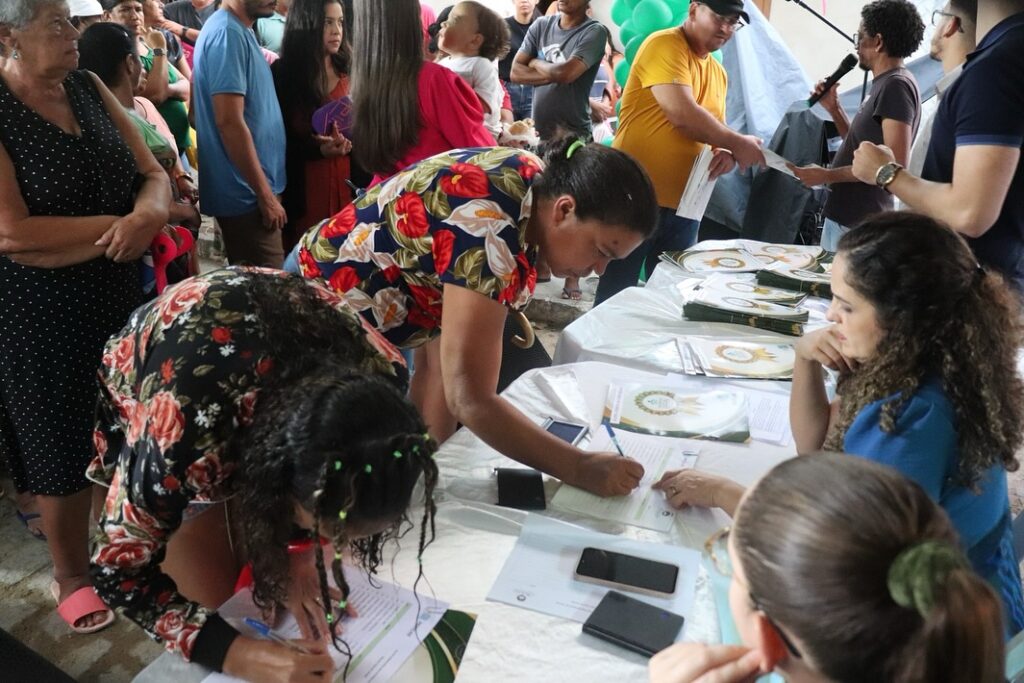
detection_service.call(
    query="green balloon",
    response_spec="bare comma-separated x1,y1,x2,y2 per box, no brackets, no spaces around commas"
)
614,58,631,88
611,0,632,25
712,49,723,63
619,19,638,45
671,0,690,22
632,0,674,35
624,0,641,9
625,35,645,64
601,137,614,146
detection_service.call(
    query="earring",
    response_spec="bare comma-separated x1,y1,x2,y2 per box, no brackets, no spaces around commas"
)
11,49,19,60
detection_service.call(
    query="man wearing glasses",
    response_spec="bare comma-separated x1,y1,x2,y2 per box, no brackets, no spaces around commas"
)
854,0,1024,293
790,0,924,251
595,0,765,305
906,1,976,177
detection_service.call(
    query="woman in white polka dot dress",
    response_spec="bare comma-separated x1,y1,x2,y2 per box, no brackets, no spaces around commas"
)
0,0,169,633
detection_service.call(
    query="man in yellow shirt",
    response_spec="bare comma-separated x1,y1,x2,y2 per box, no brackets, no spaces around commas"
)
596,0,765,304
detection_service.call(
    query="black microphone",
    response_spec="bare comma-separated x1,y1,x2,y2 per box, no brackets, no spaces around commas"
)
807,54,858,107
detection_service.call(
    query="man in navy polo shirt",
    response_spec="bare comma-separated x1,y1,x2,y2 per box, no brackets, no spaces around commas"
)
852,0,1024,290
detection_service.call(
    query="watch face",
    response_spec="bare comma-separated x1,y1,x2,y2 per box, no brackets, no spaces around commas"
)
877,163,900,187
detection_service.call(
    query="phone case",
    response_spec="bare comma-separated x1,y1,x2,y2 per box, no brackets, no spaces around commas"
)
496,468,546,510
582,591,684,658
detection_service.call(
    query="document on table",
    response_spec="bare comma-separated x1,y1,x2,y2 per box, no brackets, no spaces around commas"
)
745,389,794,447
205,569,447,683
487,514,701,624
551,429,698,532
676,145,717,221
762,148,799,178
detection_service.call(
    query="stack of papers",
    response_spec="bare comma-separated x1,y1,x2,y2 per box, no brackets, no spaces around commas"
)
677,338,795,380
675,145,718,221
659,248,763,274
756,264,833,299
682,288,808,337
745,243,823,270
604,382,750,442
695,273,806,305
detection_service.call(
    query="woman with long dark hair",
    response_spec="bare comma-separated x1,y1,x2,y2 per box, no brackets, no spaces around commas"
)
655,212,1024,635
272,0,353,250
349,0,493,183
89,268,438,682
651,454,1006,683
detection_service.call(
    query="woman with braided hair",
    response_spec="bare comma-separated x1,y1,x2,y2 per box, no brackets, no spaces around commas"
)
654,212,1024,634
650,453,1006,683
88,267,439,683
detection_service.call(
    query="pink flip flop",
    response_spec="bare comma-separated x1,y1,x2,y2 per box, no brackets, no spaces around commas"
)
50,581,115,634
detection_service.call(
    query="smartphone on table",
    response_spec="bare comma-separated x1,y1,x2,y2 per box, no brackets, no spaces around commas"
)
574,547,679,598
582,590,685,657
542,417,589,446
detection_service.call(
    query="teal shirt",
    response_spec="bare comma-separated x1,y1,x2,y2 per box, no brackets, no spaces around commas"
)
844,379,1024,635
254,13,286,54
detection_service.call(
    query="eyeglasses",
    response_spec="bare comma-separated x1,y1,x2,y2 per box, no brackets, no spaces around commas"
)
705,527,803,659
696,3,747,30
931,9,964,32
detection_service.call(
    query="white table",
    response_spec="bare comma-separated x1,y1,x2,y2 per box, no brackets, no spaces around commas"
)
554,263,830,374
135,362,793,683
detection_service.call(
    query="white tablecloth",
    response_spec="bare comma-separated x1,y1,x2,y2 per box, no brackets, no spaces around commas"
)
135,362,793,683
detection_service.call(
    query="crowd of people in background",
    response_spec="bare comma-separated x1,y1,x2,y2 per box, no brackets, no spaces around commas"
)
1,0,1023,680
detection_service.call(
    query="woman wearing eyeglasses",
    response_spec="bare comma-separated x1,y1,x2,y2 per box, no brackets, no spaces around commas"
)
655,213,1024,635
650,453,1005,683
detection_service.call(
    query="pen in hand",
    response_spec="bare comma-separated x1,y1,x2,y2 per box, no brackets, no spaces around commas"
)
603,423,627,457
244,617,315,654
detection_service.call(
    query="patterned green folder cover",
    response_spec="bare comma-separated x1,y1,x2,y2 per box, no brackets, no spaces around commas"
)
423,610,477,683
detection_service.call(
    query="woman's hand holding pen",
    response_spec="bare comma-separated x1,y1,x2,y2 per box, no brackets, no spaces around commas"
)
222,635,334,683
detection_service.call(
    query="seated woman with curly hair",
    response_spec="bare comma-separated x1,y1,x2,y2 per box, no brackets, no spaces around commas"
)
655,212,1024,635
88,268,438,682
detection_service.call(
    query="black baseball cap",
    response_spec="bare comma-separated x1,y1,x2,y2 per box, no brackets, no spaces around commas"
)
696,0,750,23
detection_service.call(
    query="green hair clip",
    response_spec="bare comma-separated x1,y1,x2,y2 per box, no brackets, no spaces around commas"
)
334,551,343,561
338,599,347,609
338,510,347,521
887,540,968,618
334,460,342,471
393,450,403,459
364,464,373,474
326,613,334,624
566,139,585,159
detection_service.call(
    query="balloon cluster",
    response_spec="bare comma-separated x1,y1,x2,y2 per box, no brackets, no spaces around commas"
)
610,0,723,94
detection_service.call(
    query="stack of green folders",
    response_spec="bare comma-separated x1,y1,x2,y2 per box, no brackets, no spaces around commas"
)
756,266,832,299
682,290,808,336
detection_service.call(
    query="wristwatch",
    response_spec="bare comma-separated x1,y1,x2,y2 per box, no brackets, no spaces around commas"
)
151,47,166,57
875,161,903,193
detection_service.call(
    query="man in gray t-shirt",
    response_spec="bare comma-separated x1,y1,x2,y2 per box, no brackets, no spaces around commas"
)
511,0,607,141
790,0,924,250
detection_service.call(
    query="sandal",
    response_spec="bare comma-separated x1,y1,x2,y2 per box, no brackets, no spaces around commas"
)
16,510,46,541
561,287,583,301
50,581,116,634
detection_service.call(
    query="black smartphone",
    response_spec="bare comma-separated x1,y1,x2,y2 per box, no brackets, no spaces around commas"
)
495,468,546,510
582,590,685,658
542,418,589,446
574,547,679,597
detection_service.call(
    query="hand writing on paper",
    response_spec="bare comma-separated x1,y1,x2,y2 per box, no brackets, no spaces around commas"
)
649,642,764,683
571,452,644,497
794,326,857,375
284,548,357,641
653,470,744,517
222,636,335,683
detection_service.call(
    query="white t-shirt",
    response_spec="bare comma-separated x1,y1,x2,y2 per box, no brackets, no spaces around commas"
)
442,55,503,137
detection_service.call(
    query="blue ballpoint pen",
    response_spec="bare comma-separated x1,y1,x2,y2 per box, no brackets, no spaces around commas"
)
603,423,627,457
243,617,314,654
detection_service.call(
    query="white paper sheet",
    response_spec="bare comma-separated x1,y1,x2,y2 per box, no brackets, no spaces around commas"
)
762,148,799,178
676,146,717,221
745,389,794,447
205,570,447,683
550,429,698,532
486,515,701,624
